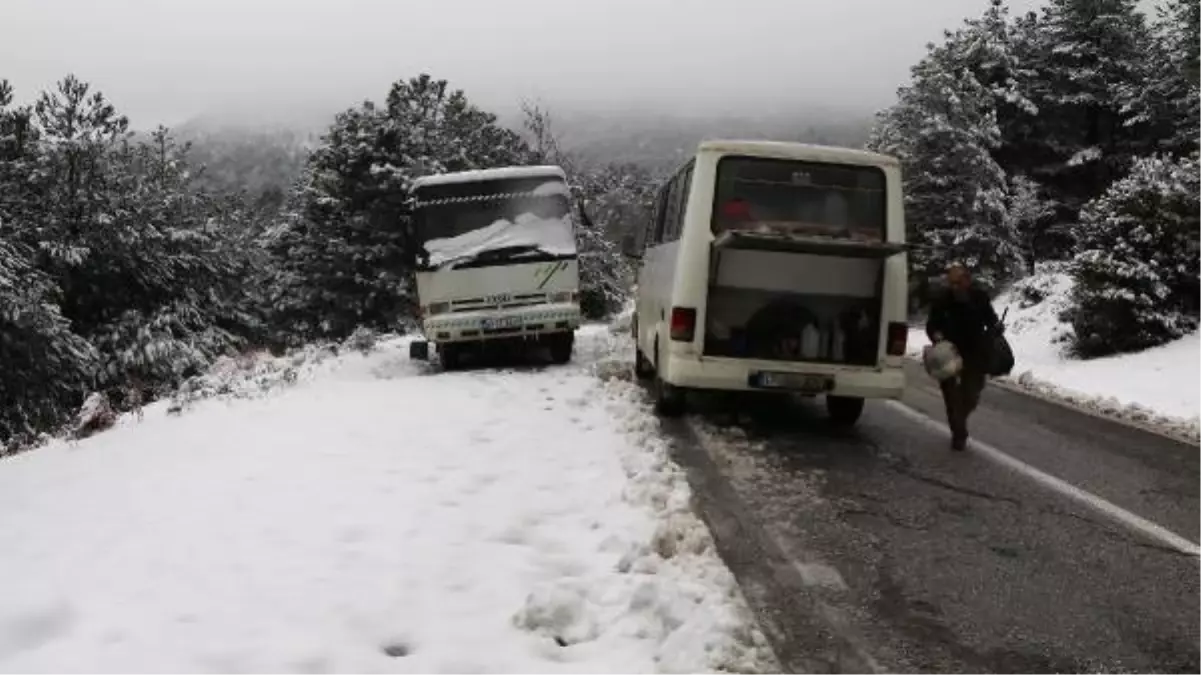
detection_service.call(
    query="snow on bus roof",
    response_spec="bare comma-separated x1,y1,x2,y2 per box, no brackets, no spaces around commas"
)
697,140,900,167
411,165,567,189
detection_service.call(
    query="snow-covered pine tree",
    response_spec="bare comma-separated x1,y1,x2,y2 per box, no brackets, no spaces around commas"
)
1020,0,1153,216
0,236,97,450
82,126,251,395
1005,174,1057,274
935,0,1038,129
0,79,96,450
268,75,535,345
868,46,1022,305
23,76,129,283
267,102,416,344
1120,0,1200,159
1064,155,1200,357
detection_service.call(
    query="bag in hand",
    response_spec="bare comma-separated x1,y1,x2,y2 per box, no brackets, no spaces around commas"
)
923,340,963,382
987,308,1014,377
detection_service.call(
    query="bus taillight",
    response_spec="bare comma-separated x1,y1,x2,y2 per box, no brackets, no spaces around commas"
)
670,307,696,342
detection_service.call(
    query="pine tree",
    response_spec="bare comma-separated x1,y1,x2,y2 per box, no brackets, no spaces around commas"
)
868,47,1021,304
82,127,252,390
0,80,96,449
0,236,97,450
1005,174,1057,273
1121,0,1200,159
1021,0,1153,214
27,76,130,279
1064,155,1200,356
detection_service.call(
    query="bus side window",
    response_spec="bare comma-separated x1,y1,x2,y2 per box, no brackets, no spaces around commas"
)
650,187,669,245
662,173,682,242
667,163,693,241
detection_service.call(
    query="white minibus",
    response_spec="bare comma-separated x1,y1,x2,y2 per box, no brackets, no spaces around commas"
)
627,141,908,425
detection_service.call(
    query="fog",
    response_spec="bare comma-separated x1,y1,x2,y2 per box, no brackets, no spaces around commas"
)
1,0,1151,129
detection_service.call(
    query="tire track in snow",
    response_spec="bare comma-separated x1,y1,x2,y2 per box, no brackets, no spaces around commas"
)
641,406,882,673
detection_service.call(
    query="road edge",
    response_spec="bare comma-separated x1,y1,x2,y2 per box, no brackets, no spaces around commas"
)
902,356,1199,447
654,413,884,674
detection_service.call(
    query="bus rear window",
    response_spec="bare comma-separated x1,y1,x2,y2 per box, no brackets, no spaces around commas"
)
711,157,886,241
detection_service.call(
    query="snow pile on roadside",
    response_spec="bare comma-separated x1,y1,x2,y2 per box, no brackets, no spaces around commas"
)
909,269,1199,442
583,328,776,672
166,329,397,416
0,326,775,673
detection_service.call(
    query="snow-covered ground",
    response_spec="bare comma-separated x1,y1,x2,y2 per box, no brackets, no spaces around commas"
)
0,327,775,673
909,270,1200,442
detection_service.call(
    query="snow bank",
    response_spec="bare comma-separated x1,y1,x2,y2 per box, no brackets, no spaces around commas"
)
0,326,775,672
425,212,576,269
909,269,1200,442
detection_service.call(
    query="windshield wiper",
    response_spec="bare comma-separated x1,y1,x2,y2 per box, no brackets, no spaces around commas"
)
447,245,574,269
467,244,541,261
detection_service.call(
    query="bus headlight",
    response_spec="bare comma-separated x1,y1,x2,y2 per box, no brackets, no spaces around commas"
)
425,302,450,316
550,291,577,303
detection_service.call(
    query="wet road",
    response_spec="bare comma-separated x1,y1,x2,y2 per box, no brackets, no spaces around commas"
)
655,362,1199,673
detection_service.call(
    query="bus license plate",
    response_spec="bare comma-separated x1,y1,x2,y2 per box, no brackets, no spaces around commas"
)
754,371,830,393
481,316,522,330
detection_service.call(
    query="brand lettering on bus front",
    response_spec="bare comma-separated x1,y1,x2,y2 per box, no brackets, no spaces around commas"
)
535,261,569,289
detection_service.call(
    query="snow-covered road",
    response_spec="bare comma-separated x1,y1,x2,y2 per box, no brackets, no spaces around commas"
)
0,327,774,673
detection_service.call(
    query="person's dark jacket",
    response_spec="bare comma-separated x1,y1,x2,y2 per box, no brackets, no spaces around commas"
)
926,284,1001,366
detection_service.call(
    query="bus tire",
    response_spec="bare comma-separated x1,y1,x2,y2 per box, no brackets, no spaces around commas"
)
548,332,574,364
634,348,654,380
826,395,864,427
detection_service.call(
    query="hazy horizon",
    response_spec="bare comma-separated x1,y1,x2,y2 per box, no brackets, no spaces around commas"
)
2,0,1161,131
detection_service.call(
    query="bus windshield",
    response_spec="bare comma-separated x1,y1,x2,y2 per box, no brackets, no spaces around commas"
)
711,157,886,242
414,188,577,270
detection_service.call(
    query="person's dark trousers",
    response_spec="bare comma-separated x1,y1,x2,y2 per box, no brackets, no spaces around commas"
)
939,359,987,450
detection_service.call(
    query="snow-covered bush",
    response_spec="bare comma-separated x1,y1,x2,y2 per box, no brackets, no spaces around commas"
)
1064,155,1200,357
576,207,631,320
1064,253,1188,356
73,392,116,439
342,326,378,355
167,342,344,415
1011,261,1069,308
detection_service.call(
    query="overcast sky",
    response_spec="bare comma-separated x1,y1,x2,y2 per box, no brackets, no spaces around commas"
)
0,0,1156,129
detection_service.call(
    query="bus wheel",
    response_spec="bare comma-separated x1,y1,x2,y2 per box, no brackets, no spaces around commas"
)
634,348,654,380
826,395,864,427
548,332,574,364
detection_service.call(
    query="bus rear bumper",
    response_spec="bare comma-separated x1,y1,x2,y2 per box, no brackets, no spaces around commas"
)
662,354,905,399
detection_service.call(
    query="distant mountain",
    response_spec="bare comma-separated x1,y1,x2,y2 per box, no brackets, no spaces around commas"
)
172,103,874,199
498,105,875,171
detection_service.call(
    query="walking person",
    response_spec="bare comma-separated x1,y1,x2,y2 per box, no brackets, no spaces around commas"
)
925,263,1003,450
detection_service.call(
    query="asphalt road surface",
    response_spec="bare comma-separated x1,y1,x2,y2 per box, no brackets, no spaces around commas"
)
654,360,1199,673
